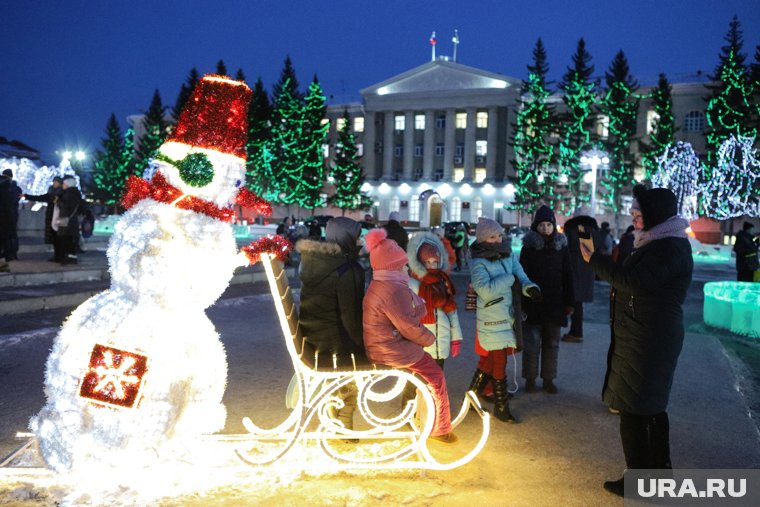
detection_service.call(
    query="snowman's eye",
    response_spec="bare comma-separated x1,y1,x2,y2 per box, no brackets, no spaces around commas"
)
155,152,215,188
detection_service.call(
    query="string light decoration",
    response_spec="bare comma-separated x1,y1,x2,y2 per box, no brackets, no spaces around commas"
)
30,75,276,473
232,254,490,471
93,115,135,210
700,134,760,219
329,109,373,211
651,141,702,219
641,74,676,179
511,41,558,213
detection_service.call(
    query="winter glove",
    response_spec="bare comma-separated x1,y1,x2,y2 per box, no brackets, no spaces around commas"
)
526,286,543,302
564,305,575,316
450,340,461,357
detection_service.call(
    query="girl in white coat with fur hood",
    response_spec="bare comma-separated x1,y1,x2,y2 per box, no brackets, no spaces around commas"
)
407,231,464,369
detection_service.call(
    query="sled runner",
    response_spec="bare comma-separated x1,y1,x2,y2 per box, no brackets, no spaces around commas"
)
231,254,490,470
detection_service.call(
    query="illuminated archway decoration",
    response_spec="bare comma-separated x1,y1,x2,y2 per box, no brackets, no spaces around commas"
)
231,254,490,470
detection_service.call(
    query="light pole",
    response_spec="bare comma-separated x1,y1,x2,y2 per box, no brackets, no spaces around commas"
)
580,149,609,216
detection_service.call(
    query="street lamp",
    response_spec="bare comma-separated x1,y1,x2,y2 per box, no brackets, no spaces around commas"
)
580,149,609,216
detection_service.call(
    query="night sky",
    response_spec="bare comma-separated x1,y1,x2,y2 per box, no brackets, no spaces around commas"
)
2,0,759,164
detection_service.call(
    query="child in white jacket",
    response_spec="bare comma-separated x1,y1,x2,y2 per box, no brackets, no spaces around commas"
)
407,231,464,370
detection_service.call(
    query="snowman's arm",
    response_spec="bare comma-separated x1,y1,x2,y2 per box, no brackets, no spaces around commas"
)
239,236,293,266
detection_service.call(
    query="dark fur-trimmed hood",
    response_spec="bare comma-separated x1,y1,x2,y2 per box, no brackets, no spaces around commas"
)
296,238,344,257
407,231,450,278
522,230,568,251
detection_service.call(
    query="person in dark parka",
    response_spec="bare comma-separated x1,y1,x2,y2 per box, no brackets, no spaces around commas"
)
53,176,83,265
580,184,693,497
383,211,409,251
733,221,758,282
0,169,21,262
561,207,599,342
519,206,574,394
296,216,365,431
24,176,64,261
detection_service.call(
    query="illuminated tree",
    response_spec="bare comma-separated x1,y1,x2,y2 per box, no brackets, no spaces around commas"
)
299,76,329,209
330,109,372,214
171,67,199,125
651,141,701,219
511,38,558,213
134,90,169,177
704,16,756,165
700,135,760,219
558,38,598,213
641,73,677,178
92,114,134,212
246,78,278,200
598,50,639,213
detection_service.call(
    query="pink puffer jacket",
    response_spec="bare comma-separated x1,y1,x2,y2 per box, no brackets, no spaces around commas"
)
363,278,436,368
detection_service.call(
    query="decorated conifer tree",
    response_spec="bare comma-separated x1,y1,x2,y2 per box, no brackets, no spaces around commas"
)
246,78,278,201
330,109,372,214
641,73,677,178
598,50,639,214
298,76,329,209
216,59,228,77
92,114,134,213
651,141,701,219
704,16,757,165
171,67,199,126
511,38,558,214
134,90,169,177
700,134,760,219
558,38,597,213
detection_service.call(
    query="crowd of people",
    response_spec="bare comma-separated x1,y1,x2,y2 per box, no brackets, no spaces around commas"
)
291,184,698,497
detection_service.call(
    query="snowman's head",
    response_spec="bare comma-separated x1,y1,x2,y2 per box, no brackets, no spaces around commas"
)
153,75,251,206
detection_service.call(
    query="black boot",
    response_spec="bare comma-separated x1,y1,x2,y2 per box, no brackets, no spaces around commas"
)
493,378,516,423
468,369,492,397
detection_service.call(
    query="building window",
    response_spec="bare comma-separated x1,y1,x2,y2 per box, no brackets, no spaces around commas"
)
476,112,488,128
450,197,462,221
413,168,423,180
394,145,403,157
356,143,364,157
409,199,420,221
336,117,346,131
435,143,445,156
475,168,486,183
434,168,444,181
354,117,364,132
394,115,405,131
436,115,446,128
684,111,705,133
473,197,483,220
415,114,425,130
455,144,464,157
453,168,464,182
596,115,609,138
414,144,423,157
456,112,467,129
475,140,488,156
646,110,659,135
322,144,329,158
390,196,400,213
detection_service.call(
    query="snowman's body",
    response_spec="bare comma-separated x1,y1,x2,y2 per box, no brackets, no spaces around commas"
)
32,138,250,472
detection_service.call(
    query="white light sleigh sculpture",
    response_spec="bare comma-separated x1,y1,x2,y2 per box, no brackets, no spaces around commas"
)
223,253,490,471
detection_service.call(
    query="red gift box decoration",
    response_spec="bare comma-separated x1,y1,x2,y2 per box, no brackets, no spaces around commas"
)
79,344,149,409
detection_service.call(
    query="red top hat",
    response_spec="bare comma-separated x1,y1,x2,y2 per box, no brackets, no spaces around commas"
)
169,74,252,159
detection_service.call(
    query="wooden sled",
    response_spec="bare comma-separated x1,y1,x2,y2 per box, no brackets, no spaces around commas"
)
230,254,490,470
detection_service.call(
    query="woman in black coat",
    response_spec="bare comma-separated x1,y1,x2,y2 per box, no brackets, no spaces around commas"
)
580,185,693,497
24,176,63,261
53,176,83,265
519,205,573,394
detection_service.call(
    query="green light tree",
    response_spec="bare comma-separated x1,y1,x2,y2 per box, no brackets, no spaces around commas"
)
598,50,640,214
329,109,372,214
134,89,169,177
299,76,329,209
171,67,199,126
246,78,278,201
558,38,598,213
641,73,677,179
92,114,134,213
510,38,558,214
704,16,756,165
700,135,760,219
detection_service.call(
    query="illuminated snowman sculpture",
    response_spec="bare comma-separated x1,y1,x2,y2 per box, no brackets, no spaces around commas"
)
31,75,274,472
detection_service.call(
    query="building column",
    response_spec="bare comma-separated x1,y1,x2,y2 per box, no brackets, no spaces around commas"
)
363,111,376,179
383,111,394,180
443,109,456,180
423,110,435,180
486,107,498,181
403,111,414,180
464,108,476,181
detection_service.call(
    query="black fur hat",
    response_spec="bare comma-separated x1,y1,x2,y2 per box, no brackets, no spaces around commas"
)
632,184,678,230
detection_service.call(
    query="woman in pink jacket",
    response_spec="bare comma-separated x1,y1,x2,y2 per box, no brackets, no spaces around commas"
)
362,228,457,443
